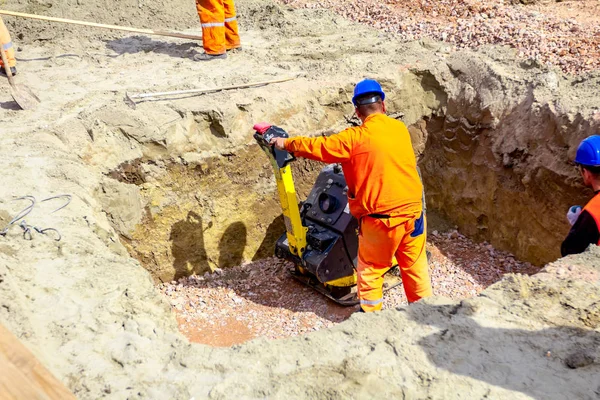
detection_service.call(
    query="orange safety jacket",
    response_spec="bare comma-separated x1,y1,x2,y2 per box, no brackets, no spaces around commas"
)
562,192,600,256
0,17,16,68
285,113,423,219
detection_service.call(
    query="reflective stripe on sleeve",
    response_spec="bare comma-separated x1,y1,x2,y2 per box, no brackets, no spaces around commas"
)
224,16,237,23
2,41,13,50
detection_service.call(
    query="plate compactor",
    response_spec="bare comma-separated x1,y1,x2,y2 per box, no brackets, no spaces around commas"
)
254,123,403,305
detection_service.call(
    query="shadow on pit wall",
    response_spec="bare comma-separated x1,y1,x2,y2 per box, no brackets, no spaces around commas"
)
0,100,21,111
171,213,354,322
170,212,250,280
169,211,211,280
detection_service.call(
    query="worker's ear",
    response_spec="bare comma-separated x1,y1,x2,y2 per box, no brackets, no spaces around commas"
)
381,101,386,114
581,167,592,185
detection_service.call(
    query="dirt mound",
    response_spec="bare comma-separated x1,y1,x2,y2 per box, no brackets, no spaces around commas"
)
0,0,599,398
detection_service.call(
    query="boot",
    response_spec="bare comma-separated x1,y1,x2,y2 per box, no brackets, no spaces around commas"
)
0,66,17,76
193,53,227,61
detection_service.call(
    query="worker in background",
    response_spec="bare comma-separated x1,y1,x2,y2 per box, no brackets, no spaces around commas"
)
270,79,433,312
0,16,17,76
562,135,600,256
194,0,241,61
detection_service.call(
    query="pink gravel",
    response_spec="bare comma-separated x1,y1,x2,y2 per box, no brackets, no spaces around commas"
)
278,0,600,74
159,228,538,346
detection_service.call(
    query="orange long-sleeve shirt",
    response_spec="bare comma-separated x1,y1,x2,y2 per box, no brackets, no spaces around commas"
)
285,113,423,219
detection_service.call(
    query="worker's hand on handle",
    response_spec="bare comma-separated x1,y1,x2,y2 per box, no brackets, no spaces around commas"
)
270,137,286,150
567,205,582,226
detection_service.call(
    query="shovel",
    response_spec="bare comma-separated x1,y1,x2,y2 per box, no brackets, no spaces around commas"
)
1,45,40,110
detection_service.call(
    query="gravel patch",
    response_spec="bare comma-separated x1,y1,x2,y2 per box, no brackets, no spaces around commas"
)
278,0,600,74
159,229,538,346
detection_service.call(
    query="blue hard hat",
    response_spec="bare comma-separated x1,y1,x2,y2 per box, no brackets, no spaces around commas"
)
575,135,600,167
352,79,385,106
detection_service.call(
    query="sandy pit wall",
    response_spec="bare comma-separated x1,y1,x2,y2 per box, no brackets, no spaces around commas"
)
101,46,600,282
0,0,599,398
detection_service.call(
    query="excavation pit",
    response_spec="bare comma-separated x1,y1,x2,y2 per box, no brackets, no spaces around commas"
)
97,47,600,346
2,0,600,397
79,29,599,375
107,137,538,347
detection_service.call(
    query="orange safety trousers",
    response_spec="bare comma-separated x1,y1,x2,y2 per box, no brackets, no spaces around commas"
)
0,17,16,68
196,0,241,55
357,212,432,312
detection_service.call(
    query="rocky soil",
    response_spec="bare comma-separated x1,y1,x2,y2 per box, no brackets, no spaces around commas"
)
0,0,599,399
280,0,600,74
161,227,537,347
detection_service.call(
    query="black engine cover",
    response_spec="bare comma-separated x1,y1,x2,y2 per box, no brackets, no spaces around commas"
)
275,164,358,284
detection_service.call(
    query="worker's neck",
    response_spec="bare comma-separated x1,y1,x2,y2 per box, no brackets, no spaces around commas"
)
360,111,384,123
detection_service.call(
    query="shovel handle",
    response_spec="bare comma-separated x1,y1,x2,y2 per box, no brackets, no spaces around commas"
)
0,43,15,86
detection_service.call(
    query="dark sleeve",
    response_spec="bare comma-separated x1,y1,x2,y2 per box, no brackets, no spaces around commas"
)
561,210,600,256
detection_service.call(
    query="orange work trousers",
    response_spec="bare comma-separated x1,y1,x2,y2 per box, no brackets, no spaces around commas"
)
0,17,16,68
357,212,432,312
196,0,241,55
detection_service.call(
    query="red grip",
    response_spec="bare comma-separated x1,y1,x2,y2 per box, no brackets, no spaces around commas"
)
253,122,272,134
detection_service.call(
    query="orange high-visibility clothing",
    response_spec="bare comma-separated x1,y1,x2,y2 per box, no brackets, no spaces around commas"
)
196,0,241,55
285,113,432,310
285,113,423,219
583,193,600,239
0,17,16,68
358,214,431,310
561,193,600,256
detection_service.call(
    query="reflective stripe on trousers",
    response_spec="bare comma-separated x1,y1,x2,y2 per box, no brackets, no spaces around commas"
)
201,22,225,28
0,17,16,67
196,0,241,55
357,212,432,312
359,297,383,306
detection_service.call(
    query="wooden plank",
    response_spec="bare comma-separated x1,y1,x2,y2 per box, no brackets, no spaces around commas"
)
0,324,76,400
0,351,52,400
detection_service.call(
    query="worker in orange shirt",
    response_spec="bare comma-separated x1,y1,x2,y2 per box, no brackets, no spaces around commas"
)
194,0,241,61
562,135,600,256
270,79,433,311
0,16,17,76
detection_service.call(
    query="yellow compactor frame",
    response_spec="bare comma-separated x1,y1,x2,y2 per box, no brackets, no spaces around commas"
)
265,154,308,259
263,149,358,288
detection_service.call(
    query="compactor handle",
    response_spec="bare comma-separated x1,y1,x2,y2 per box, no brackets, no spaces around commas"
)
253,123,296,169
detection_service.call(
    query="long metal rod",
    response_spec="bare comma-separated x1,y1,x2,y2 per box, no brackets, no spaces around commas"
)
128,75,300,100
0,10,203,41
